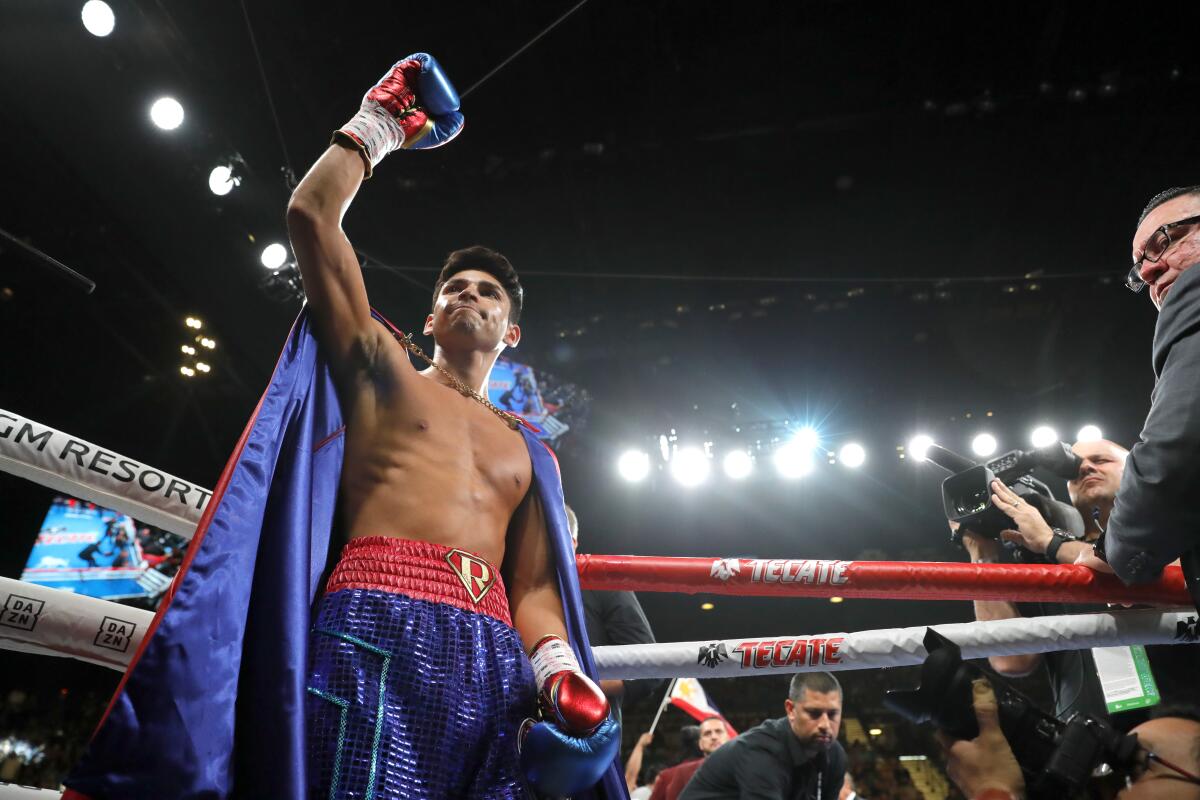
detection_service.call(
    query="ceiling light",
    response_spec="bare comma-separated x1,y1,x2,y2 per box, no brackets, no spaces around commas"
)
907,435,934,462
208,165,240,196
774,440,815,479
1030,425,1058,449
670,447,711,488
81,0,115,37
261,243,289,270
617,450,650,483
971,433,998,457
181,345,195,355
149,97,184,131
796,426,820,450
700,602,714,611
829,596,844,604
195,362,210,373
722,450,753,480
185,317,202,329
1076,425,1103,443
838,443,866,468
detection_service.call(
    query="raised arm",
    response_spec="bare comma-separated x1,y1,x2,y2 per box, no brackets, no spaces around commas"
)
285,54,464,372
287,145,373,368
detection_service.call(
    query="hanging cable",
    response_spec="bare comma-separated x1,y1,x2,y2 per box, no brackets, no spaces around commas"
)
238,0,297,189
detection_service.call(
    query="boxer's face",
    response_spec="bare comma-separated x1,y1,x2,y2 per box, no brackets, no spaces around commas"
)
1067,440,1126,509
425,269,521,353
1132,194,1200,311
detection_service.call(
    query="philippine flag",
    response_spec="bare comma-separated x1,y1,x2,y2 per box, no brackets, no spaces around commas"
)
669,678,737,737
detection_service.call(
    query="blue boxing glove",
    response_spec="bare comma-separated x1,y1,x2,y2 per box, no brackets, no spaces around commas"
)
519,635,621,795
334,53,464,177
519,716,621,797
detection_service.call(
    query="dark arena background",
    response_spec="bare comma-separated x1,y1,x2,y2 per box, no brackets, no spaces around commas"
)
1,2,1199,798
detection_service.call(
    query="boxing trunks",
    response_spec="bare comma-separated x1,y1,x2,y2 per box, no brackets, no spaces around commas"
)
306,536,536,799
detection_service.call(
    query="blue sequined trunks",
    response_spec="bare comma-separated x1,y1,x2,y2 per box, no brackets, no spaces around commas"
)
306,537,536,799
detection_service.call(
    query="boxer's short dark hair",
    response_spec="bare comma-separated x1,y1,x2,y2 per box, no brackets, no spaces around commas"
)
1139,185,1200,227
433,246,523,323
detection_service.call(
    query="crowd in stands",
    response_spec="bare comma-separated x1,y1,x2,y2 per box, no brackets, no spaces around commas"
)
0,683,107,790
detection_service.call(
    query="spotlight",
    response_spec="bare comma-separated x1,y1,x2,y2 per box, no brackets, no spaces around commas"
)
971,433,998,457
1076,424,1103,443
1030,425,1058,449
868,727,883,737
670,447,711,488
700,602,715,611
179,366,195,377
149,97,184,131
81,0,115,37
185,317,203,329
208,165,240,196
774,440,814,479
796,426,820,451
181,345,195,355
195,362,211,373
261,243,289,270
839,443,866,468
907,435,934,462
829,596,844,604
722,450,753,480
617,450,650,483
200,337,216,349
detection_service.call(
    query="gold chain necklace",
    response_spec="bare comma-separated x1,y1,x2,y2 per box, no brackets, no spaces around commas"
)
393,332,521,431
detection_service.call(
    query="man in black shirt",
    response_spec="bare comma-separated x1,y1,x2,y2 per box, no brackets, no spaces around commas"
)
679,672,847,800
567,505,663,721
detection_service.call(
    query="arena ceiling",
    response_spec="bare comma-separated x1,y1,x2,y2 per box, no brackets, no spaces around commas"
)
1,1,1197,649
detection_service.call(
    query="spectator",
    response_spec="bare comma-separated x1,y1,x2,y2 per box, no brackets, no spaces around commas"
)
680,672,846,800
651,717,730,800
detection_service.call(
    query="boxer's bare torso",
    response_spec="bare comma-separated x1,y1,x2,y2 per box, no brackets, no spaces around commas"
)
336,325,531,567
287,144,565,645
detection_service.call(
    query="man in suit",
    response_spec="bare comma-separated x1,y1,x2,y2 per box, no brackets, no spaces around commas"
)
1081,186,1200,589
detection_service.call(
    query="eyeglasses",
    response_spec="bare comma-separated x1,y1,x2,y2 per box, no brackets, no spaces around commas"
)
1126,214,1200,292
1121,746,1200,789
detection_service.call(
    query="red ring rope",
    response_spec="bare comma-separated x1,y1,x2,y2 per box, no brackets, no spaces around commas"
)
575,555,1191,606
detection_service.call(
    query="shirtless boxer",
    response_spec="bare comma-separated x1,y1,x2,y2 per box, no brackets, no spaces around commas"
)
285,54,620,798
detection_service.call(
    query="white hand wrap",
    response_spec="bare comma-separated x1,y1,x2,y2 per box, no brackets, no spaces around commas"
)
529,635,580,691
335,103,406,178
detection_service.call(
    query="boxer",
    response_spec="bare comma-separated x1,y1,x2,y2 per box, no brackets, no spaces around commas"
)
294,54,621,799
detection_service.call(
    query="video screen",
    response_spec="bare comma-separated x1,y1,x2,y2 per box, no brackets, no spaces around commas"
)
19,495,189,607
488,357,589,443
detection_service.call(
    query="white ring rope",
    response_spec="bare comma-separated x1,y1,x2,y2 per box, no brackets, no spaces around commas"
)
3,574,1195,679
0,409,207,540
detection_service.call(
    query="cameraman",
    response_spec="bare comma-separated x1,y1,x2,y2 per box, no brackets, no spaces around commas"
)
956,439,1128,720
942,677,1200,800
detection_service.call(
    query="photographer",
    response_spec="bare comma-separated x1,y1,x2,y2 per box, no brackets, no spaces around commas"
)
956,440,1129,720
941,677,1200,800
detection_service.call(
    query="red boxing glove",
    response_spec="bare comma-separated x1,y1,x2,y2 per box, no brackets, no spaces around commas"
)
334,53,463,177
529,635,609,736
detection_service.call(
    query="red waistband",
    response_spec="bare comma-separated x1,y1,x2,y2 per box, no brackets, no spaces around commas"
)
326,536,512,626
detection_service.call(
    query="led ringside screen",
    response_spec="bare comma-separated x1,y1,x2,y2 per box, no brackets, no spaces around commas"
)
488,356,588,442
20,495,189,606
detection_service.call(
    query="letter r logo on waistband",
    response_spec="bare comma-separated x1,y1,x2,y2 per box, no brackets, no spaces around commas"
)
445,549,497,604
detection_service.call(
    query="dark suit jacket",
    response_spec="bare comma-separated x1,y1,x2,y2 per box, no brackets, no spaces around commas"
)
1107,264,1200,583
